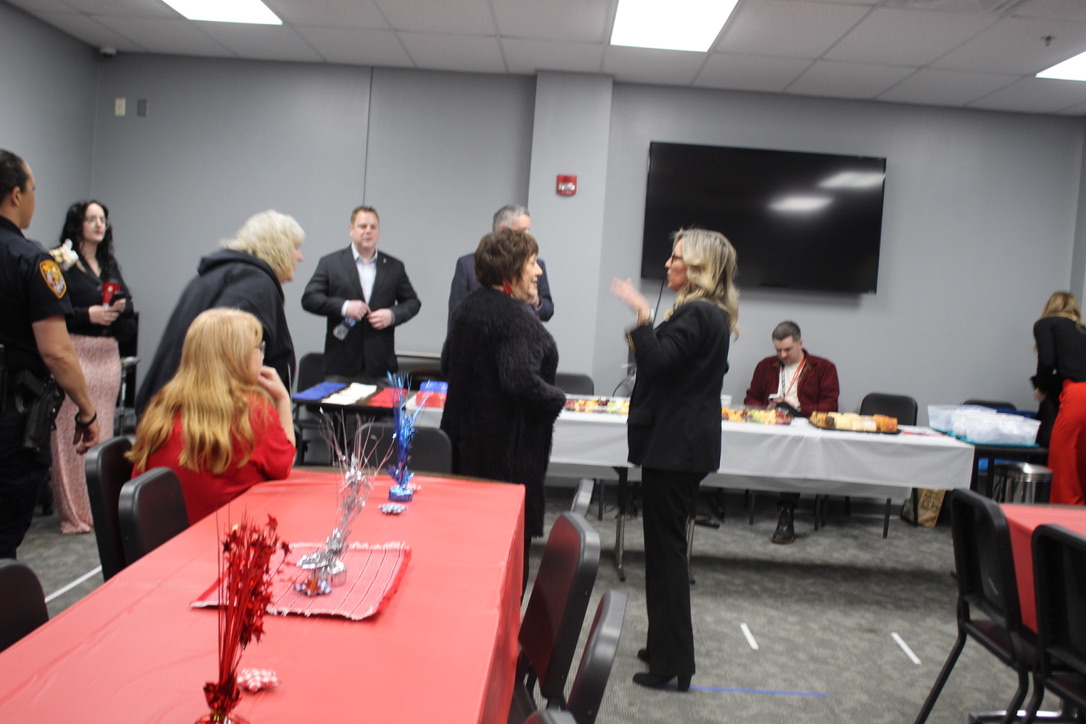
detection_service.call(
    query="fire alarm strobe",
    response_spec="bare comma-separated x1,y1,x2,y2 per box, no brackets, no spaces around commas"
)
556,175,577,196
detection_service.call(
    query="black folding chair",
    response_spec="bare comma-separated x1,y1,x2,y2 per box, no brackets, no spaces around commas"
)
1022,524,1086,723
117,467,190,564
0,560,49,652
84,436,134,579
914,489,1033,724
507,511,601,724
565,590,627,724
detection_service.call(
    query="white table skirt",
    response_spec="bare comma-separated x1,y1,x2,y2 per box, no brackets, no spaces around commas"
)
415,405,975,495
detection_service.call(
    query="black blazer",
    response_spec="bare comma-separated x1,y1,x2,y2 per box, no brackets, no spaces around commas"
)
301,247,421,379
626,300,731,473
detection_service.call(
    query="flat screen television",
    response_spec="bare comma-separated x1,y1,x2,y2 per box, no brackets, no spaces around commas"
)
641,141,887,294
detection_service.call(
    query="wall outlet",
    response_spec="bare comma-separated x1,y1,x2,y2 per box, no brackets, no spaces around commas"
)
114,97,126,116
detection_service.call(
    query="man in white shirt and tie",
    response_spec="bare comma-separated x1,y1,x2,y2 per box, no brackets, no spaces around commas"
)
302,205,421,380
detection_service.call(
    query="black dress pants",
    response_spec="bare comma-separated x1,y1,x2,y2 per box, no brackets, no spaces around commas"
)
641,467,706,677
0,406,50,559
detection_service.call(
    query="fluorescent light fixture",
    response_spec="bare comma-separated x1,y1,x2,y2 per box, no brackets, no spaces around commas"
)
819,171,886,189
611,0,739,53
161,0,282,25
770,196,832,213
1037,50,1086,81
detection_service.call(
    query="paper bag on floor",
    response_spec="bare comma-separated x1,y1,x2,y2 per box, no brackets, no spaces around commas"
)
901,488,945,527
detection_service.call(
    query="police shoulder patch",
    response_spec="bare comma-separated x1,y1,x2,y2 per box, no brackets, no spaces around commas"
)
39,260,67,299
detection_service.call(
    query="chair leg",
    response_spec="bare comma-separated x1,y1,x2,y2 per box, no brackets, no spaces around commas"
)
914,631,968,724
883,498,891,538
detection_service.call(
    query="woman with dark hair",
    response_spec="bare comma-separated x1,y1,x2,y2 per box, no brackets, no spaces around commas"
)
612,228,740,692
48,200,135,533
440,228,566,579
1034,290,1086,504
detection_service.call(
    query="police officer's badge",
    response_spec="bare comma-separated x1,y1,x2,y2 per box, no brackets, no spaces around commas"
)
39,260,67,298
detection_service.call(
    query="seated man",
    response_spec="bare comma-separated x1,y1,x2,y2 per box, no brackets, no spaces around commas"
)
744,320,840,544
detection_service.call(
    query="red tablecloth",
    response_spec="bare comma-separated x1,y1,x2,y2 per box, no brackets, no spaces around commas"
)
1002,503,1086,632
0,471,525,724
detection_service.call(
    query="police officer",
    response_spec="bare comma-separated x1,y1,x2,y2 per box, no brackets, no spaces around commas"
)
0,150,100,559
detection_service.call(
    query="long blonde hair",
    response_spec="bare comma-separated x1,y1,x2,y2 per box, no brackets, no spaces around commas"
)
1040,291,1083,323
669,228,740,338
128,308,266,474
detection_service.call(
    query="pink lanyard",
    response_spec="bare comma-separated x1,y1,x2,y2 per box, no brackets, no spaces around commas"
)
779,357,806,397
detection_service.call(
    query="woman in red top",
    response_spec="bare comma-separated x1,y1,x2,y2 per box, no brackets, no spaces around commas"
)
128,308,295,522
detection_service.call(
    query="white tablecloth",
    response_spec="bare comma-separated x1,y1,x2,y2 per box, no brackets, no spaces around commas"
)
412,404,976,496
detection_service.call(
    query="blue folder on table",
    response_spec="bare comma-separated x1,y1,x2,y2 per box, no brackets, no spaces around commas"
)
292,381,348,402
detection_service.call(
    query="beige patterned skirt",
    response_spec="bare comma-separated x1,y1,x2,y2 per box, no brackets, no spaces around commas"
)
49,335,120,534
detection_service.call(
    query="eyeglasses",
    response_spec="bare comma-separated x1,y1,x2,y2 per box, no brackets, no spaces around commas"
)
84,216,110,228
256,341,266,355
669,253,683,262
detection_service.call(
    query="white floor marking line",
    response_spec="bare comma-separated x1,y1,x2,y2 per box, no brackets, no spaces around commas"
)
891,632,921,665
45,566,103,603
740,622,759,650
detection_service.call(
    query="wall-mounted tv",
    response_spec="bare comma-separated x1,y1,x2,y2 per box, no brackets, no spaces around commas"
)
641,142,887,294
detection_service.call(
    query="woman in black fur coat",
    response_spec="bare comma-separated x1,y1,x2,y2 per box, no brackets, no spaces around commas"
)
440,228,566,576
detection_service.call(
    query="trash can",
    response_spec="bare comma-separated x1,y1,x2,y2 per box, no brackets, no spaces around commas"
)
990,462,1053,503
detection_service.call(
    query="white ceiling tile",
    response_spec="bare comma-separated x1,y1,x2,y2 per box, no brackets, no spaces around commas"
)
501,38,604,75
194,23,323,63
372,0,495,35
787,59,917,99
264,0,386,29
826,7,998,66
398,32,506,73
877,67,1019,106
933,15,1086,74
694,53,812,93
294,26,412,66
715,0,870,58
96,16,232,56
1014,0,1086,23
967,75,1086,113
492,0,612,42
31,11,149,51
602,46,707,85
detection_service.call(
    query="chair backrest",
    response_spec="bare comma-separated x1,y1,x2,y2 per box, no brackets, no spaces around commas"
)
1032,524,1086,686
83,436,135,579
0,560,49,652
566,590,628,724
295,351,325,393
570,478,594,518
117,468,190,564
555,373,594,396
859,392,918,425
963,399,1017,411
520,511,601,708
364,423,453,474
948,489,1021,633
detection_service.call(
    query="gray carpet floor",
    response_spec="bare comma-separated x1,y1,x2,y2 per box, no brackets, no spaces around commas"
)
16,480,1063,723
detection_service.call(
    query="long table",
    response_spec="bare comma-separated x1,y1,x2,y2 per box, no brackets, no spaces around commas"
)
0,471,524,723
1002,503,1086,633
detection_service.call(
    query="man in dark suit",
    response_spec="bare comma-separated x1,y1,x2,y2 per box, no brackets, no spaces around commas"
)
301,205,420,380
447,204,554,327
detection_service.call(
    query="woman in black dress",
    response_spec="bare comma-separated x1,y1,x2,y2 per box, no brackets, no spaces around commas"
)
612,228,740,691
440,228,566,581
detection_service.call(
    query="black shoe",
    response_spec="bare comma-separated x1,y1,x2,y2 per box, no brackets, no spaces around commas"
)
632,672,691,692
771,507,795,544
637,648,651,663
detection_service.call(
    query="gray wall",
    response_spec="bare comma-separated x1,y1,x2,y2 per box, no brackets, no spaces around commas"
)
6,0,1086,425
